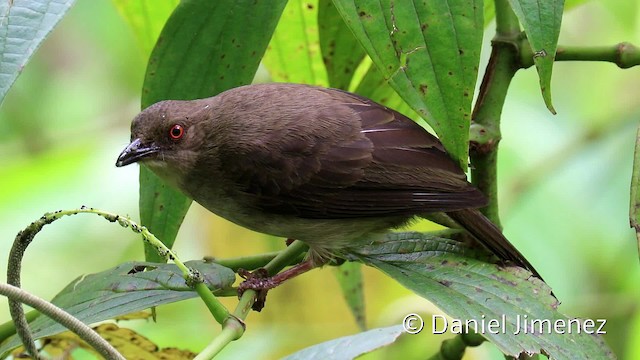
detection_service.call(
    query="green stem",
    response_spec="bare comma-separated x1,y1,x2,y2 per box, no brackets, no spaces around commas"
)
494,0,520,36
0,310,37,342
520,42,640,69
469,43,519,226
3,207,232,355
194,317,246,360
198,241,310,358
211,250,305,272
467,1,522,225
0,284,125,360
262,241,309,276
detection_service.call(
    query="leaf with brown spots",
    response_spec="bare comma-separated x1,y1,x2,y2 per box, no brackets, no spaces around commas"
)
332,0,484,169
345,231,614,359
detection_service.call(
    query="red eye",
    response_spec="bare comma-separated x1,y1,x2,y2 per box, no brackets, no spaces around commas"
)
169,124,184,140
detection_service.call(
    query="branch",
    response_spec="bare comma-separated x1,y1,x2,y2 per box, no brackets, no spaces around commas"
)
5,207,233,358
195,241,309,359
210,250,305,272
520,41,640,68
0,283,125,360
468,1,522,225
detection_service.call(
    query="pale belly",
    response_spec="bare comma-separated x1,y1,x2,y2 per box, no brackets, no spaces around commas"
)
190,188,406,260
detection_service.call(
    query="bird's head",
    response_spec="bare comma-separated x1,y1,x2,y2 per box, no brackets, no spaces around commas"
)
116,99,214,188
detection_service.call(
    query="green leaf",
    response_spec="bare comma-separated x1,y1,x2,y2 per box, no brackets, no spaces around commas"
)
262,0,327,85
333,262,366,330
507,0,564,114
138,0,287,261
484,1,495,26
631,124,640,254
0,0,76,105
332,0,484,169
111,0,179,58
346,232,614,359
138,168,192,262
282,325,405,360
318,0,365,89
0,261,236,354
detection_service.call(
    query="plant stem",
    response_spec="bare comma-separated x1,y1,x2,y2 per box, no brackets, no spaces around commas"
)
211,250,305,271
4,207,234,358
0,284,125,360
194,317,246,360
494,0,521,36
468,1,521,226
469,44,518,226
520,41,640,69
196,241,310,359
557,43,640,68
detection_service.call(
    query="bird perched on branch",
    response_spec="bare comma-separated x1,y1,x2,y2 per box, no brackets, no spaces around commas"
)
116,83,542,309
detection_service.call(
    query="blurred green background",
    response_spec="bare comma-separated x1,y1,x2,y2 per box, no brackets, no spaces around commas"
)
0,0,639,359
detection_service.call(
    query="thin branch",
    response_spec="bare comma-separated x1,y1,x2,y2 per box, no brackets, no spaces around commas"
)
468,1,522,225
519,41,640,69
494,0,521,36
5,207,233,358
210,250,305,272
196,241,310,358
0,283,125,360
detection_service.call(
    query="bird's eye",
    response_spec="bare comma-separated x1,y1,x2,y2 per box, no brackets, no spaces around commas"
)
169,124,184,140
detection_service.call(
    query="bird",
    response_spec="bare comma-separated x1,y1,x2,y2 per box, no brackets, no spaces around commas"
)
116,83,542,304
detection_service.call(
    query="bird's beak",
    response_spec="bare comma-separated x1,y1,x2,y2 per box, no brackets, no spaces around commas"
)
116,138,160,167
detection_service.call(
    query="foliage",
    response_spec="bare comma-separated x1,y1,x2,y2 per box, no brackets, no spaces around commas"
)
0,0,639,359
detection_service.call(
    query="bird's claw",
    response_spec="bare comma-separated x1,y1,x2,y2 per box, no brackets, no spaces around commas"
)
237,268,274,311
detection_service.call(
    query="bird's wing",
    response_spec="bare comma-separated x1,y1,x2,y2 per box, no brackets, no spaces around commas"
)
220,87,486,219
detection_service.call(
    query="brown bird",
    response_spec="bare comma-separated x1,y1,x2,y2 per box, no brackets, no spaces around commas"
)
116,83,542,299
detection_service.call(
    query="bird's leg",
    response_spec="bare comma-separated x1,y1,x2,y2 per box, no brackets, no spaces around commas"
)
237,258,317,311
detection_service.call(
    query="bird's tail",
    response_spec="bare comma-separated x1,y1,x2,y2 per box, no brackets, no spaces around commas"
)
447,208,543,281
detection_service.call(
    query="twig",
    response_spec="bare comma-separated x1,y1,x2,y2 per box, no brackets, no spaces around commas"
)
519,40,640,69
0,283,125,360
194,241,310,359
6,207,232,358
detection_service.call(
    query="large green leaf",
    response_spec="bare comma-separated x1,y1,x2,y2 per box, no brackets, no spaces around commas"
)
137,0,287,261
346,231,614,359
0,0,76,105
0,261,236,353
508,0,564,114
262,0,327,85
332,262,366,330
282,325,405,360
318,0,366,89
111,0,179,58
487,0,588,28
332,0,484,168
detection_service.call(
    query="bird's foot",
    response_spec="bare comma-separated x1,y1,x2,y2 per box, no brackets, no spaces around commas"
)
236,259,316,311
237,268,273,311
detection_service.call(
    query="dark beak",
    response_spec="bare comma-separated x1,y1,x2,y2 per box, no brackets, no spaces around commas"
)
116,138,160,167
